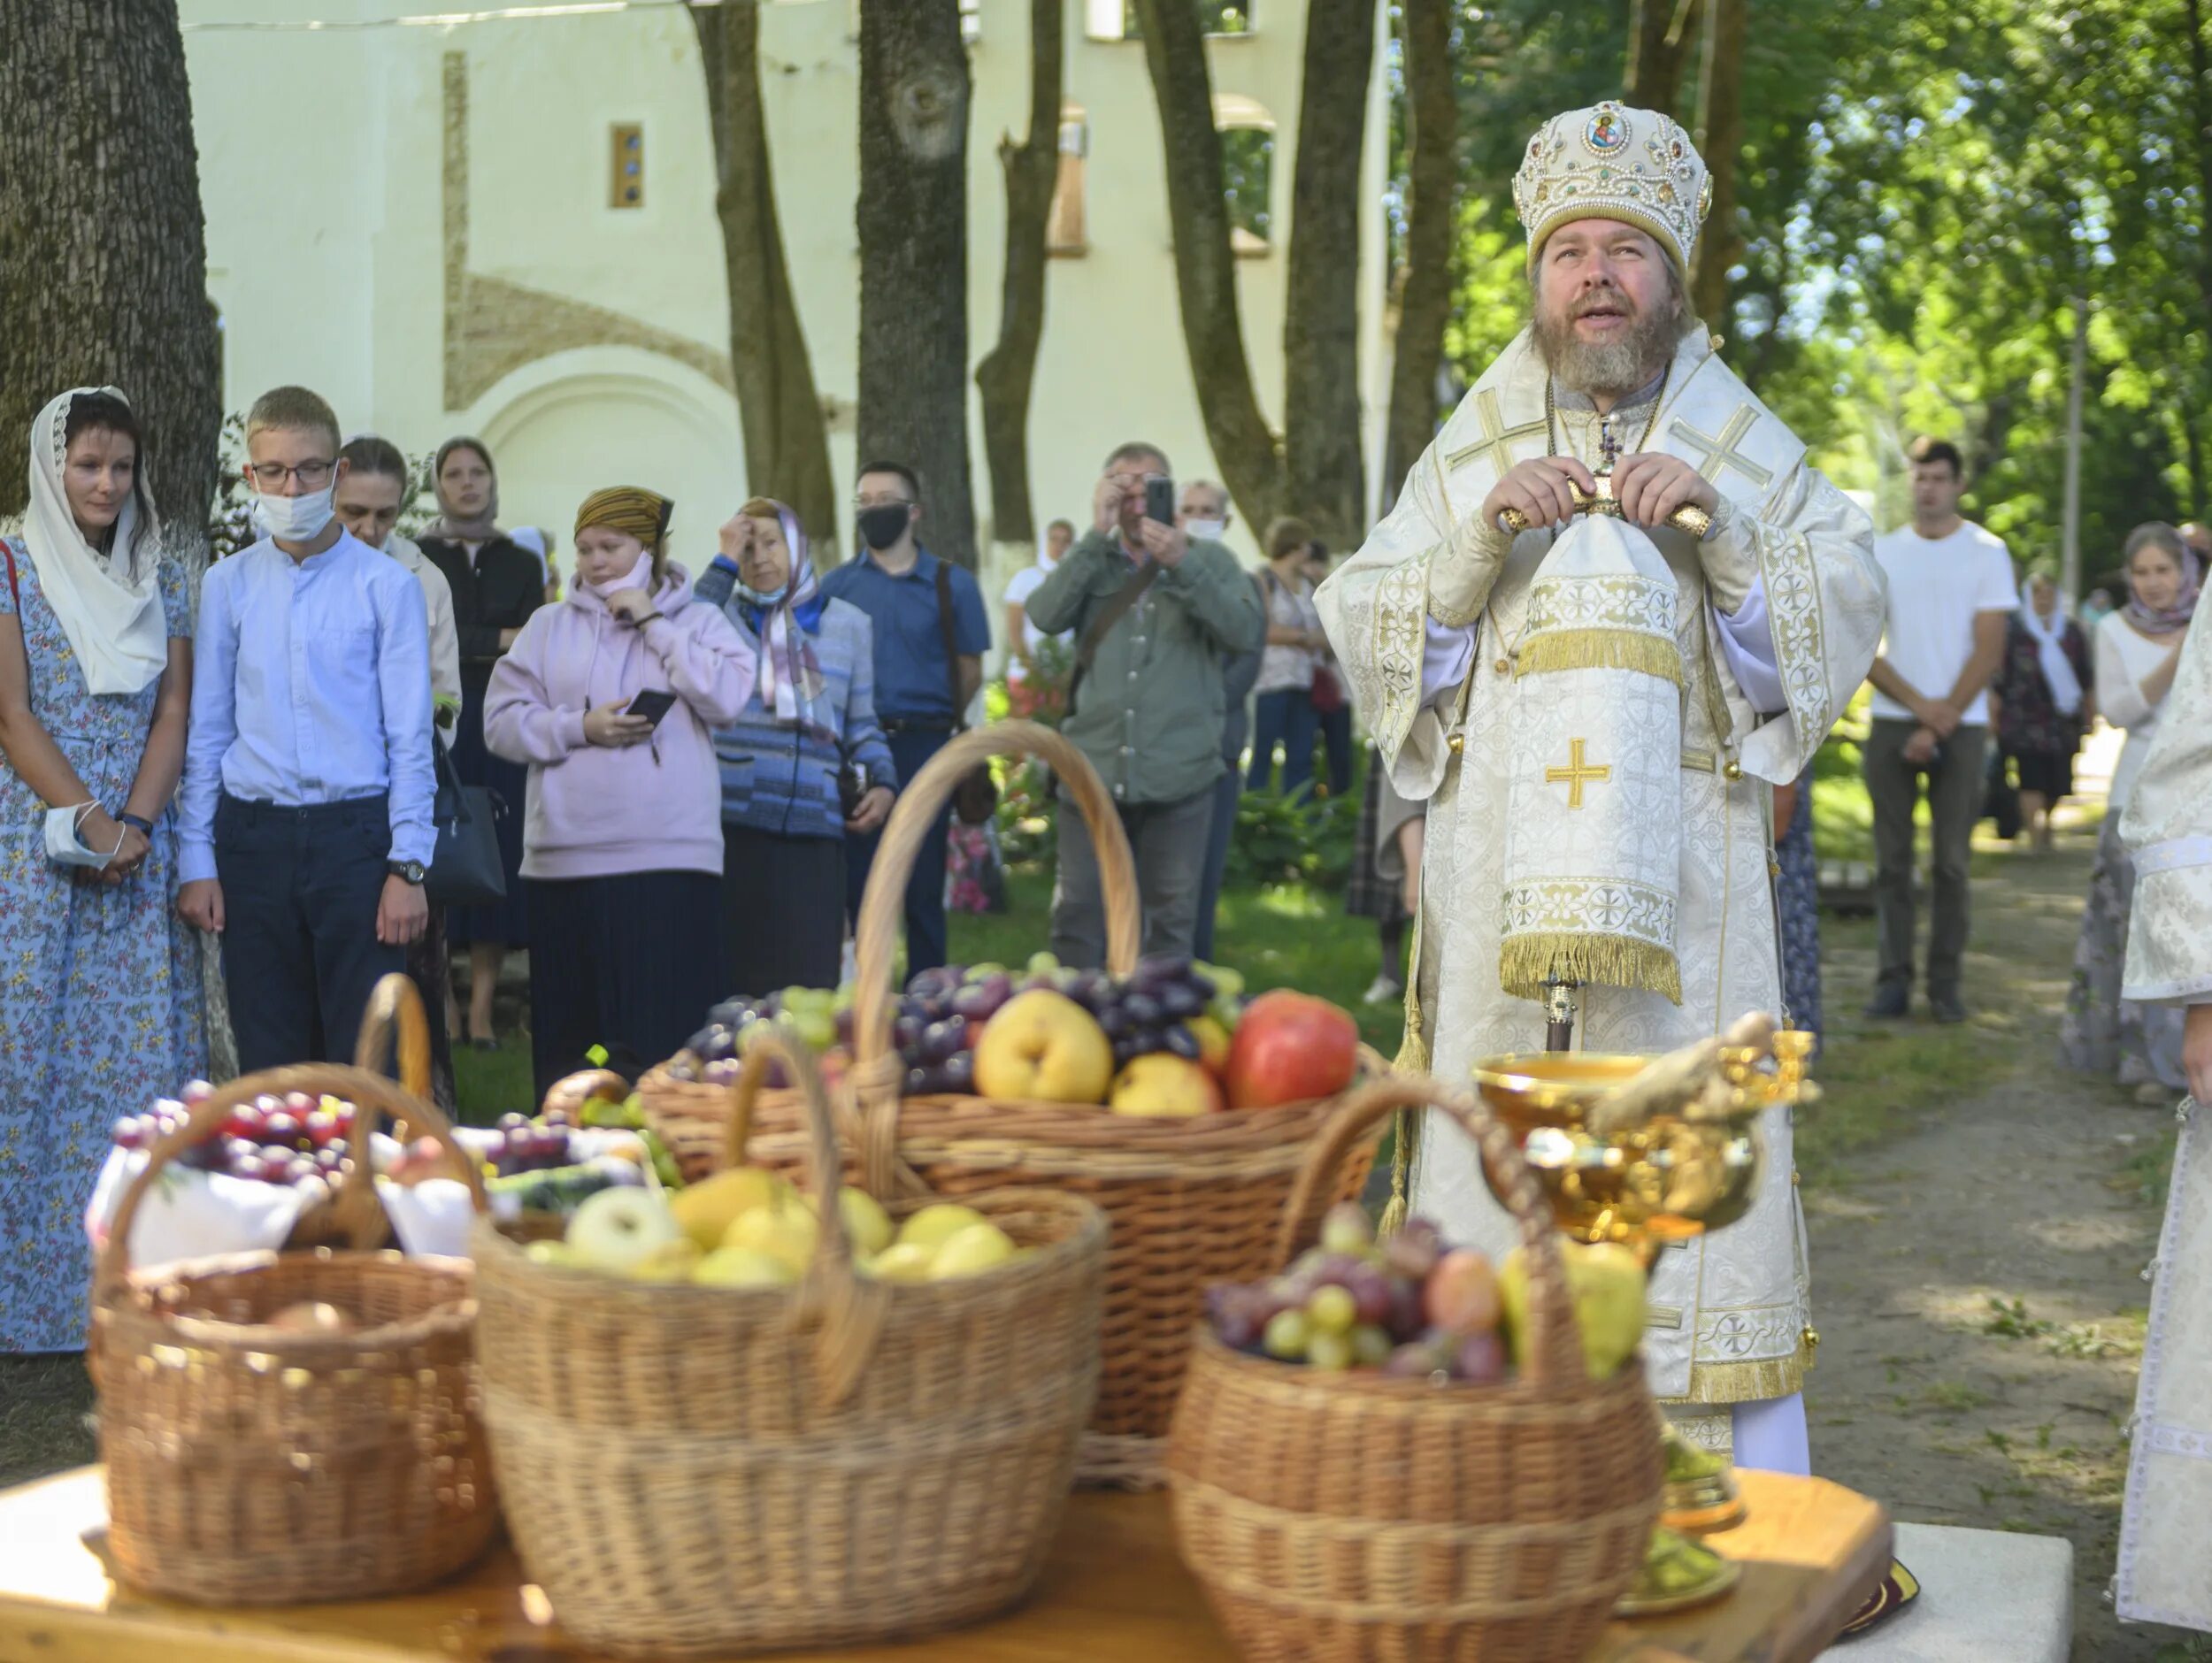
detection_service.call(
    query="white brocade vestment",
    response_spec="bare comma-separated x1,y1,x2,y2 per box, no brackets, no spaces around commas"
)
1317,326,1886,1406
2114,610,2212,1633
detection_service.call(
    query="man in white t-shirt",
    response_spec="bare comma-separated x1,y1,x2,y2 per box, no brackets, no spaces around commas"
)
1863,436,2018,1023
1002,517,1073,686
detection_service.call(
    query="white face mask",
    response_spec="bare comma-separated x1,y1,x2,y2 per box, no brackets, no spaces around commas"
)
45,803,121,869
253,480,337,544
1185,517,1227,544
587,553,656,596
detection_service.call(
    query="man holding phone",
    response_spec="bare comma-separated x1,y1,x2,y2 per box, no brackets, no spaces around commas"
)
1025,441,1265,966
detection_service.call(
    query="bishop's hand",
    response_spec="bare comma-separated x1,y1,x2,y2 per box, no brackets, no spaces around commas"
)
1611,452,1720,531
1481,457,1598,536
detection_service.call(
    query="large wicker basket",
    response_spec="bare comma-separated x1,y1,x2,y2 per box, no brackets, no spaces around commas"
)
90,977,496,1606
1167,1076,1664,1662
639,719,1380,1487
474,1020,1106,1659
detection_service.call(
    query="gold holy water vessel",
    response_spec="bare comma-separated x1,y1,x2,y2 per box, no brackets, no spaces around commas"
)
1471,1028,1817,1615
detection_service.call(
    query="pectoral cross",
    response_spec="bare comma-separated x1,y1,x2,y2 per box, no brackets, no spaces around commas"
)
1545,739,1611,809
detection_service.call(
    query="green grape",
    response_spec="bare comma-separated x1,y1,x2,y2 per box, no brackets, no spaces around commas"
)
1027,951,1060,976
1204,965,1245,1000
1308,1331,1354,1371
1350,1324,1392,1368
1262,1309,1310,1360
1306,1284,1356,1337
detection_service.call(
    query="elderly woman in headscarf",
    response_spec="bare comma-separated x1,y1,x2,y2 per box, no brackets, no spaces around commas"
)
417,436,541,1051
2061,522,2201,1103
0,387,204,1353
710,498,896,996
484,487,753,1099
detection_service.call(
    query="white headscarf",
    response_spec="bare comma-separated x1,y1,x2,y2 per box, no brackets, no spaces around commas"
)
2018,590,2083,718
20,387,167,695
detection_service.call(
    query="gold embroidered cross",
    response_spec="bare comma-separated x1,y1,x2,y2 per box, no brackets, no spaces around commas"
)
1448,387,1547,478
1546,739,1611,809
1670,405,1774,490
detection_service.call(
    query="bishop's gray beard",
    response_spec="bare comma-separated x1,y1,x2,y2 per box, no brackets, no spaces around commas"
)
1532,293,1681,400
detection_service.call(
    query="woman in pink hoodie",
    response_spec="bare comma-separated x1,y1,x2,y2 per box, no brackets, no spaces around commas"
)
485,487,754,1099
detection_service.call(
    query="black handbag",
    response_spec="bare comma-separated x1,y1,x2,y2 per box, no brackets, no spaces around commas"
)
426,739,508,908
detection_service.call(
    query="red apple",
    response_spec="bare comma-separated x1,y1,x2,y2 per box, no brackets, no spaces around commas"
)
1223,991,1360,1109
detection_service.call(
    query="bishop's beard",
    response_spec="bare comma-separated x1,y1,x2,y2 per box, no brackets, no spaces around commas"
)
1532,286,1683,400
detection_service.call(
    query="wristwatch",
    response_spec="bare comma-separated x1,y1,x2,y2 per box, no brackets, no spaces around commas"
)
117,813,154,836
387,859,427,885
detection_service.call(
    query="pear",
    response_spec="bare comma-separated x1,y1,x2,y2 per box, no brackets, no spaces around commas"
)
672,1167,791,1252
864,1242,937,1284
930,1221,1018,1279
1497,1241,1647,1381
692,1245,798,1288
895,1202,990,1253
627,1238,703,1283
724,1204,820,1276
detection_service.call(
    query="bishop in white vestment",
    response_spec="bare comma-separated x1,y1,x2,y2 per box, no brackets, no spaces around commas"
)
1317,102,1886,1460
2114,596,2211,1633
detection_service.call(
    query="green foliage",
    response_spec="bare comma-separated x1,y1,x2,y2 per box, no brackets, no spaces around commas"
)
1224,786,1358,890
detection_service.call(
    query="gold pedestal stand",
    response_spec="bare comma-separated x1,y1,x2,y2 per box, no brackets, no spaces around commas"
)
1472,1030,1817,1616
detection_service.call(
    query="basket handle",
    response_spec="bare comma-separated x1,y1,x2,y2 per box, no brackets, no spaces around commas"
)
1271,1077,1591,1390
727,1016,889,1409
95,1050,485,1300
850,718,1141,1199
327,974,442,1242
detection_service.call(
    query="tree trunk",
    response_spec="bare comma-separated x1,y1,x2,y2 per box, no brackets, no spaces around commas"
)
857,0,978,570
2185,0,2212,327
1282,0,1378,548
1624,0,1701,118
693,4,839,549
1382,0,1458,509
974,0,1064,555
0,0,219,571
1688,0,1745,331
1131,0,1285,533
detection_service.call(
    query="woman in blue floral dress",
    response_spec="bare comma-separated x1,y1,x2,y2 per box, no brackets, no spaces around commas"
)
0,388,204,1353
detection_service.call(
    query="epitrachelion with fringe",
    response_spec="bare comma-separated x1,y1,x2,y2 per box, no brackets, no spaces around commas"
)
1499,514,1686,1005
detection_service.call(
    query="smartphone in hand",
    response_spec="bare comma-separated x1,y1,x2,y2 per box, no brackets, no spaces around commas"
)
1144,475,1177,525
624,689,679,730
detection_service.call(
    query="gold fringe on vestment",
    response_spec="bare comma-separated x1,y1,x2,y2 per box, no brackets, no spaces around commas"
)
1499,932,1684,1007
1515,626,1685,686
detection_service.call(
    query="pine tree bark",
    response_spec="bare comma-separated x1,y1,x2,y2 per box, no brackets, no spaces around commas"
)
693,4,839,548
1624,0,1701,118
974,0,1064,554
1282,0,1377,548
1382,0,1458,509
1689,0,1746,330
1131,0,1285,533
856,0,978,570
0,0,219,570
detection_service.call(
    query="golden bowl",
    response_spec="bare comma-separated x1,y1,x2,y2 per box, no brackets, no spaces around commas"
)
1471,1053,1765,1253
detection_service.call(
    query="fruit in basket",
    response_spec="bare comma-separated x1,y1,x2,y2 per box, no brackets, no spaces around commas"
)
864,1242,936,1283
567,1187,684,1275
973,990,1114,1103
693,1245,798,1288
802,1186,894,1257
1497,1240,1646,1382
931,1220,1018,1277
1223,991,1361,1109
1425,1250,1502,1336
723,1205,819,1276
267,1299,354,1335
1187,1014,1233,1075
627,1238,704,1283
526,1239,585,1268
672,1167,793,1251
1109,1054,1222,1117
896,1202,990,1253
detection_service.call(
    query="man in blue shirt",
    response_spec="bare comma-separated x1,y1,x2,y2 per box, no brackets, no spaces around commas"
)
177,387,436,1071
820,460,989,976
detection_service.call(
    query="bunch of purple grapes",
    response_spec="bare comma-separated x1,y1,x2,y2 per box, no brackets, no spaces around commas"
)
111,1083,358,1193
489,1112,574,1178
1091,954,1221,1070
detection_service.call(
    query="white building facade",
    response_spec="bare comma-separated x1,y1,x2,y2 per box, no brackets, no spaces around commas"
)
181,0,1392,627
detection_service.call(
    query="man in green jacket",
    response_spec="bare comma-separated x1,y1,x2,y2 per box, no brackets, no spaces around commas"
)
1026,441,1266,966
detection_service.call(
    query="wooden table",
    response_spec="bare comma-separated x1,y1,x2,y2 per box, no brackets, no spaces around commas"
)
0,1467,1888,1662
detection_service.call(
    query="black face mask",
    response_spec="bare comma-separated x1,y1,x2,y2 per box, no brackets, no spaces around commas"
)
856,504,910,552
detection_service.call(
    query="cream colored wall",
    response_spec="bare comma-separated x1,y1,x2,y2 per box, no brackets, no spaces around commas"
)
180,0,1388,644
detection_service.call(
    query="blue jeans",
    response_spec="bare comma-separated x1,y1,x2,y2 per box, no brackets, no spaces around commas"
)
1192,764,1240,962
1248,687,1318,797
846,726,953,977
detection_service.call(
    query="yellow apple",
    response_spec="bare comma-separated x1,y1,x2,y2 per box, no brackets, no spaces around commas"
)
864,1242,937,1283
567,1187,684,1276
930,1221,1018,1278
1110,1054,1225,1117
671,1167,791,1252
692,1245,799,1288
896,1202,990,1253
972,990,1114,1103
723,1204,820,1276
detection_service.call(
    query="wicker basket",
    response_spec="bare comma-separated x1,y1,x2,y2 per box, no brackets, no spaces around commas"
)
474,1019,1106,1659
90,977,497,1606
1166,1076,1664,1662
639,719,1381,1486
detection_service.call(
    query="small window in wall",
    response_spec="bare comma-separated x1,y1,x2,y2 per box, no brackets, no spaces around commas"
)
608,123,644,210
1048,103,1090,255
1214,95,1273,254
1087,1,1254,40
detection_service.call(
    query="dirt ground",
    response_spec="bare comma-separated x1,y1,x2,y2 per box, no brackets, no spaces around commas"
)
1802,832,2200,1661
